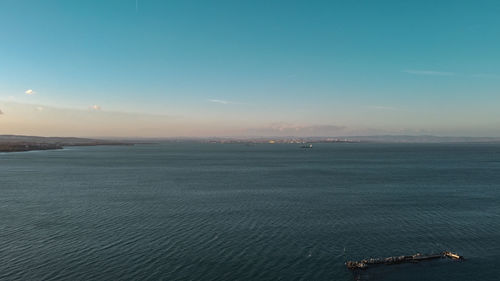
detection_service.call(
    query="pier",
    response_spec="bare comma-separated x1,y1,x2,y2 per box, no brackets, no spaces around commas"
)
346,251,464,270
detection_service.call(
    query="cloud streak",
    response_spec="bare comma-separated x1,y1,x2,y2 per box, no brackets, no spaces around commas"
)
403,70,454,76
25,89,35,95
208,99,244,105
471,73,499,78
366,105,401,111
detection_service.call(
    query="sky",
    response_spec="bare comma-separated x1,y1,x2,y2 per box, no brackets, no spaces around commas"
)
1,0,499,137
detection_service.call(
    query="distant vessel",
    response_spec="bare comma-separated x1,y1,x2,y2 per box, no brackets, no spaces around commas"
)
301,144,313,149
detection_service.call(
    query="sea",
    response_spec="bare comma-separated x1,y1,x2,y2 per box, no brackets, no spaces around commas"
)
1,143,499,281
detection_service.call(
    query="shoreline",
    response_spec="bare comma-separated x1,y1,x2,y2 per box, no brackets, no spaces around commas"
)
0,143,133,153
0,143,64,153
0,135,136,153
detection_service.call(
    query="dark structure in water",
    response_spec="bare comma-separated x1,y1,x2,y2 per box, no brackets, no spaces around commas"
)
346,251,464,270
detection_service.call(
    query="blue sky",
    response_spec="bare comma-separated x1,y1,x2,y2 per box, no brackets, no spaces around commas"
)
1,0,499,137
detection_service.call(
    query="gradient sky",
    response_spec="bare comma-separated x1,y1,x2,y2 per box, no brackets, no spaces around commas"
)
1,0,499,137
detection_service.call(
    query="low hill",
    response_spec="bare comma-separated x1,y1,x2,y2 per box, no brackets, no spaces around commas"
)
0,135,131,152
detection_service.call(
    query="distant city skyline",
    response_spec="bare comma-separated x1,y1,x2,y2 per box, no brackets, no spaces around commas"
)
1,0,499,137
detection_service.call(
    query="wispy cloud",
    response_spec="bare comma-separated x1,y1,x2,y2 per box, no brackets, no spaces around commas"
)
25,89,35,95
366,105,400,111
471,73,499,78
402,70,455,76
208,99,244,105
246,123,347,137
404,70,499,78
89,105,102,111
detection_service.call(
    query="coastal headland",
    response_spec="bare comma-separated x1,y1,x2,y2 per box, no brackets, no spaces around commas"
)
0,135,132,153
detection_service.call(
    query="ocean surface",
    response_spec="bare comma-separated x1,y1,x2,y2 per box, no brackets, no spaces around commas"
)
1,143,499,281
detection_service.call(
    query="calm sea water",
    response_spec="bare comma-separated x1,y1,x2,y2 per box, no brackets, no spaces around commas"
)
1,143,499,281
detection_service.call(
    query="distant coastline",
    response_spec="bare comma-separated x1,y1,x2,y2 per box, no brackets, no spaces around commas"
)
0,135,132,153
3,134,500,153
126,135,500,144
0,143,64,152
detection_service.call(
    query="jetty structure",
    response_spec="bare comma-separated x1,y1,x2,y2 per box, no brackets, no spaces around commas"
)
346,251,464,270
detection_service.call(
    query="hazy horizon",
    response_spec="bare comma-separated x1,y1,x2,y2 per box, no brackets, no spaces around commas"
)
1,1,500,137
